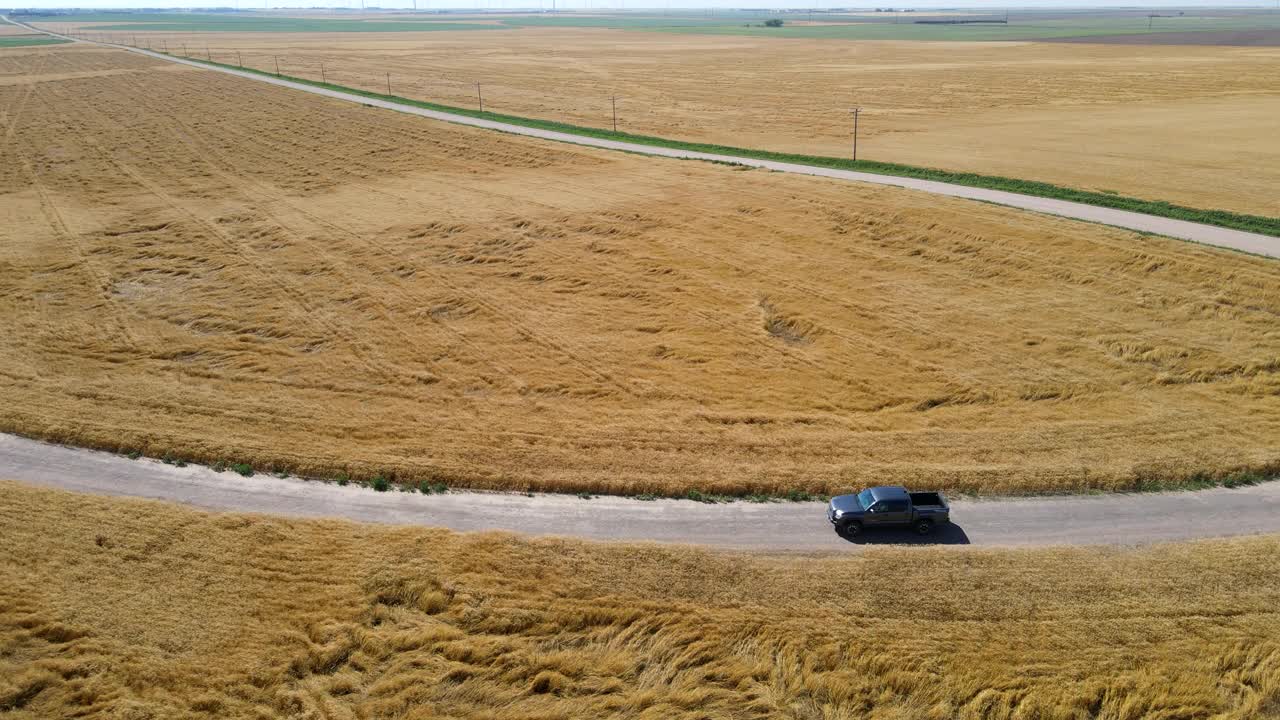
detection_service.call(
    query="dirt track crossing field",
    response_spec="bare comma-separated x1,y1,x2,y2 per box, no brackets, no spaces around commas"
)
2,44,1279,498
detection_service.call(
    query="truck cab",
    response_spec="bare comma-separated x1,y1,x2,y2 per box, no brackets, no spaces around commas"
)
827,486,950,537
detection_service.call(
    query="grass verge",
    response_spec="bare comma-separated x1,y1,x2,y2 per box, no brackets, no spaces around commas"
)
105,441,1279,502
0,36,69,48
166,52,1280,237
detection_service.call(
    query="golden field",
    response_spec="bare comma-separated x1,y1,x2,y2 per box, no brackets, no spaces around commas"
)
1,44,1279,497
39,25,1280,216
2,482,1280,718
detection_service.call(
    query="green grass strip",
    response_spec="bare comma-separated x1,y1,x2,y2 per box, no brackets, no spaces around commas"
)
176,52,1280,238
0,35,70,47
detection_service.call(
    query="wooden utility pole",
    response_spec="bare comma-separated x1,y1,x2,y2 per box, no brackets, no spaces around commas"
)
851,107,861,161
321,62,326,83
386,72,392,95
274,56,281,76
611,95,618,132
476,83,484,112
237,50,243,67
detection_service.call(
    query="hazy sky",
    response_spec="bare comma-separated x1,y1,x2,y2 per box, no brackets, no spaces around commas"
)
11,1,1278,10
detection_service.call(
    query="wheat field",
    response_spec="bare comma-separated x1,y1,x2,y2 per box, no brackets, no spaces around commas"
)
2,44,1279,497
60,25,1280,216
2,482,1279,718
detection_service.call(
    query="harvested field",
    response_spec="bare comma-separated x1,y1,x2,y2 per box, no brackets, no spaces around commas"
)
1047,28,1280,46
3,482,1280,718
2,44,1279,498
37,26,1280,216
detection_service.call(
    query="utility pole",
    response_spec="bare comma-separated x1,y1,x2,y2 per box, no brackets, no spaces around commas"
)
476,82,483,112
611,95,618,132
206,45,211,61
237,50,243,67
183,43,188,57
274,56,280,75
386,72,392,95
321,62,326,83
851,107,861,161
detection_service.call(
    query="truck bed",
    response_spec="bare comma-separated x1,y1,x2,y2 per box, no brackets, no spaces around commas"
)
909,492,947,510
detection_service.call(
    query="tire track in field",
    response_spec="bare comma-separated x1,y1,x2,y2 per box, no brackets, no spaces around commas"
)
50,106,407,390
107,70,651,400
201,128,611,397
110,76,536,397
101,69,471,388
4,57,140,351
175,82,636,397
165,88,642,399
34,76,424,391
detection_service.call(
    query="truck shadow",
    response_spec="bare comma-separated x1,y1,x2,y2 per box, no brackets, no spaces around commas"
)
836,523,971,546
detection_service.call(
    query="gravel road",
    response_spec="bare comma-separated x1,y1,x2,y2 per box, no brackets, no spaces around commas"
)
8,19,1277,259
3,434,1278,550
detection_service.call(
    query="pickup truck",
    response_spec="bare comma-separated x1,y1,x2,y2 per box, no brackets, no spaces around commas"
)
827,486,950,537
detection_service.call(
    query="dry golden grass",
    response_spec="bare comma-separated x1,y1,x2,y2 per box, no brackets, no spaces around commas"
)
2,482,1280,718
66,26,1280,215
2,45,1279,497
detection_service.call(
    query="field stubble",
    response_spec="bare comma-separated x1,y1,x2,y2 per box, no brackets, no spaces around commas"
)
2,483,1280,718
1,45,1279,498
57,26,1280,217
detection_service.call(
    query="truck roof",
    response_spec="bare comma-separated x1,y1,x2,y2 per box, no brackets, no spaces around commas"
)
866,486,910,502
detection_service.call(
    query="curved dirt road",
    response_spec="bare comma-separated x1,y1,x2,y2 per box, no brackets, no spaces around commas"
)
3,434,1279,550
8,19,1278,259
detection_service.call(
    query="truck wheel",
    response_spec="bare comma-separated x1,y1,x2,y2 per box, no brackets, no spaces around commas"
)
840,520,862,537
914,519,935,536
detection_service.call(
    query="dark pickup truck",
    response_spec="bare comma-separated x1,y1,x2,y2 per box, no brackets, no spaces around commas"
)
827,486,950,537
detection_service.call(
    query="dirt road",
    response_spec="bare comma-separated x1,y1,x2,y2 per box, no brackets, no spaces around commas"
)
8,19,1278,259
4,433,1278,550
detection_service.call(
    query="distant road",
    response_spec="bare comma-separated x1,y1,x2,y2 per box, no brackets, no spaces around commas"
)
7,17,1278,260
4,433,1280,550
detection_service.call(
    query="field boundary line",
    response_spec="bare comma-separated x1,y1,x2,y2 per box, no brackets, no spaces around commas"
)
5,16,1279,259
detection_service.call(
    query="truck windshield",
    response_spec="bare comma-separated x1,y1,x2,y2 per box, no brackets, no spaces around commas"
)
856,489,874,510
